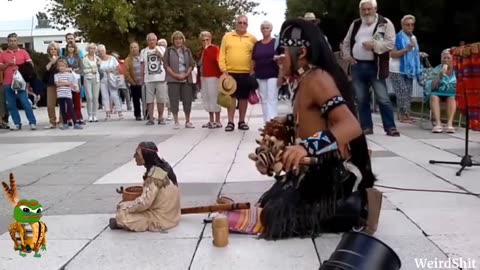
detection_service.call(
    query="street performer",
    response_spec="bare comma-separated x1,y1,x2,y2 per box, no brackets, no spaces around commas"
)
246,18,382,240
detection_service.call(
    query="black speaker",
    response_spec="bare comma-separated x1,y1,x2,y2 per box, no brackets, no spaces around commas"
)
319,231,401,270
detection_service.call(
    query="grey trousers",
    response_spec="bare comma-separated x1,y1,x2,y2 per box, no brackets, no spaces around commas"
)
167,82,193,114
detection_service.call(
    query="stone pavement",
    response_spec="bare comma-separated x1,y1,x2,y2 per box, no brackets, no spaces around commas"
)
0,100,479,270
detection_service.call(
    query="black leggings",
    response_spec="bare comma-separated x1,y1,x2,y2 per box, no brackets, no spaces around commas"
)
58,97,76,124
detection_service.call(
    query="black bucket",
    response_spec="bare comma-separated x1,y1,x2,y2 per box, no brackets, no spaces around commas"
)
319,231,401,270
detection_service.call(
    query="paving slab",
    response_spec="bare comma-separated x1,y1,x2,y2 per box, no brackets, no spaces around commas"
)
369,132,480,193
0,163,64,186
401,208,480,236
0,142,85,172
385,190,480,210
0,184,87,225
63,238,198,270
98,214,206,241
226,140,272,183
93,130,210,185
0,214,110,241
428,234,480,269
371,156,459,192
191,235,319,270
0,239,89,270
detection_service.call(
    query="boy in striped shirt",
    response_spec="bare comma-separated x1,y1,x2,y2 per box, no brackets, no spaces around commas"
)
54,59,83,130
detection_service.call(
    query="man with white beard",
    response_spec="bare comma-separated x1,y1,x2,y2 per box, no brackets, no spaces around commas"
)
342,0,400,137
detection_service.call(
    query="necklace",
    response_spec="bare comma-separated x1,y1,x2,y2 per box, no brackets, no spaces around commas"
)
292,64,316,139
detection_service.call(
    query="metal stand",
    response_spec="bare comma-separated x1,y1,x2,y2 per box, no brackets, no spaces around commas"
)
429,75,479,176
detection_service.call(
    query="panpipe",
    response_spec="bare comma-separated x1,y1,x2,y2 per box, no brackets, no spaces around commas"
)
452,43,480,131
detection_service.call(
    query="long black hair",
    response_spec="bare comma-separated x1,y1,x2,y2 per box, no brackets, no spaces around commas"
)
138,141,178,186
279,19,376,188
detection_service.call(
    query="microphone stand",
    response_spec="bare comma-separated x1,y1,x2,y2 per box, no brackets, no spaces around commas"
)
429,67,479,176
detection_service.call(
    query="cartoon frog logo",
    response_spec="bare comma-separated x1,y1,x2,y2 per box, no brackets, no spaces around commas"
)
2,173,47,258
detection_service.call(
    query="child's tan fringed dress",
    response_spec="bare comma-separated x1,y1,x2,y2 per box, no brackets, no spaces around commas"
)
116,166,181,232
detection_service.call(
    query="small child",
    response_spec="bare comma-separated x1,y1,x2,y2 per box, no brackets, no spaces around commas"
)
54,59,83,130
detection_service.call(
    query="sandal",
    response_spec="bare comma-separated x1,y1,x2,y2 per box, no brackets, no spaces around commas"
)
238,121,249,131
185,122,195,128
386,128,400,137
445,126,455,133
432,125,443,133
364,188,383,235
202,122,212,128
213,122,223,128
225,122,235,132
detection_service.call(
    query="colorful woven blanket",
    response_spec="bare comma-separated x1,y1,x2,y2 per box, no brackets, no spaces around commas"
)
453,44,480,131
226,207,264,235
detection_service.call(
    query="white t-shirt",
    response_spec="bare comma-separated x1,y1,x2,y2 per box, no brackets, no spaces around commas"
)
389,57,400,73
352,22,376,61
141,46,166,83
191,66,197,84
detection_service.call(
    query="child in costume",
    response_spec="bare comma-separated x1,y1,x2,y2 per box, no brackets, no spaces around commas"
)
224,19,382,240
109,141,181,232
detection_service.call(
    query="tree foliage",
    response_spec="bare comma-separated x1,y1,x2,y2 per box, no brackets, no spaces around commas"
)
286,0,480,65
47,0,260,57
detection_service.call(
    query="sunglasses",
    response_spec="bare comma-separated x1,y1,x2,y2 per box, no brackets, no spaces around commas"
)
405,23,415,26
238,21,247,25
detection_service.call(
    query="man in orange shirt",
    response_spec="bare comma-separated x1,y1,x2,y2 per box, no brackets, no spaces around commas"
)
219,15,257,132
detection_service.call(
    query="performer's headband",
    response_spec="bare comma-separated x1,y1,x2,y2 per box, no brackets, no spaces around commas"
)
279,26,310,48
138,146,158,153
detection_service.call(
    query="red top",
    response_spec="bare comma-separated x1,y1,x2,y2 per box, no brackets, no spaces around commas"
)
200,45,222,78
0,49,31,85
118,60,125,75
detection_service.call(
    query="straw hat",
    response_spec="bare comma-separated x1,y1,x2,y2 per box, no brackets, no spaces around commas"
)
303,12,320,23
218,73,237,95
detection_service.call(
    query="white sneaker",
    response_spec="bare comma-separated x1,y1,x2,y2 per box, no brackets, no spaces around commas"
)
93,116,98,122
88,116,93,122
30,124,37,130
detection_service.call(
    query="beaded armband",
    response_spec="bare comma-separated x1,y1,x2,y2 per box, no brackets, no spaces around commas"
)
320,96,346,117
300,130,338,157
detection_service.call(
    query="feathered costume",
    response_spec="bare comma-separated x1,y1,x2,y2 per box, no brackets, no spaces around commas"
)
2,173,48,256
245,19,381,240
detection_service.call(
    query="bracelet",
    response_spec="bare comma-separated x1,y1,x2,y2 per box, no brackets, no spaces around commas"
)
300,130,338,157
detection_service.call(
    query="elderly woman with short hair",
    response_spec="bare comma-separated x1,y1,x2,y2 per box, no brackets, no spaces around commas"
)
82,43,100,122
97,44,123,120
389,15,422,123
252,20,279,123
426,49,457,133
43,42,61,128
198,31,222,128
164,31,195,129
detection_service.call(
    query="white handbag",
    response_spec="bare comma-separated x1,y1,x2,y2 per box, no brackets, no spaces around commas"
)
11,70,26,91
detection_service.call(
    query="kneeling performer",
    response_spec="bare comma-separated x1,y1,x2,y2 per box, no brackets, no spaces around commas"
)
250,19,381,240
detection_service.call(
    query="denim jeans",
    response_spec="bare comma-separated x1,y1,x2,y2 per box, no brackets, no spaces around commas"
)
4,85,36,126
351,62,396,131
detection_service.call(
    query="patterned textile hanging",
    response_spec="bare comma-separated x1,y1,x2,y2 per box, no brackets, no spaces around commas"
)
452,44,480,131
